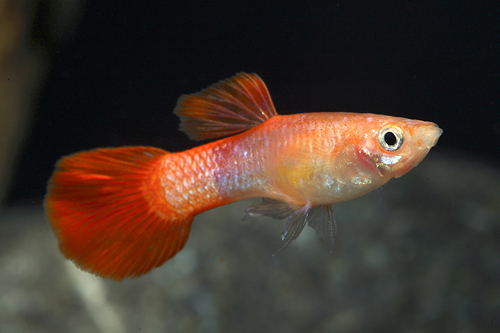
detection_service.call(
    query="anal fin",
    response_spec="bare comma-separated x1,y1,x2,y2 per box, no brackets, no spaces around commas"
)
242,198,294,220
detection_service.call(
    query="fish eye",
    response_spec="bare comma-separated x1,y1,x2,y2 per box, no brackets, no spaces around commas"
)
378,125,404,151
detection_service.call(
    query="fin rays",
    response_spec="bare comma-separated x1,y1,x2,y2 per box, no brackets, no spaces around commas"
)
45,147,194,280
307,205,337,253
243,198,337,254
174,73,278,140
242,198,294,220
273,204,312,256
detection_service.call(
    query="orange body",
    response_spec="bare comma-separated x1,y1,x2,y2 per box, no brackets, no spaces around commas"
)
45,73,442,280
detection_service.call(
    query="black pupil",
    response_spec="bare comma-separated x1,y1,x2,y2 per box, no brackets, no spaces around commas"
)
384,132,397,146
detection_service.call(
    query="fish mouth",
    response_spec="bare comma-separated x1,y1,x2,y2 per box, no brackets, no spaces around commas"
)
393,123,442,178
422,123,443,148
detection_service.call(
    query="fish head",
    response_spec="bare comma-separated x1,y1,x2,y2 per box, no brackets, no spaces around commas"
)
353,114,442,180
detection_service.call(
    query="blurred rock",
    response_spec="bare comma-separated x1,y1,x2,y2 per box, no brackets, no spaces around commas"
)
0,151,499,332
0,0,84,204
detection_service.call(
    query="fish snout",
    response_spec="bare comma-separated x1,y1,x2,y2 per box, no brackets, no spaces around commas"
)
420,123,443,148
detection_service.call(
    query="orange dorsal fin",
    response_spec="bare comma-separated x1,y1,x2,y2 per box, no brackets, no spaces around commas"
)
174,72,278,140
45,147,193,280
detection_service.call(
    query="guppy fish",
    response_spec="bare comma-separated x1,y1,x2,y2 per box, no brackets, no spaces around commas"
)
45,73,442,280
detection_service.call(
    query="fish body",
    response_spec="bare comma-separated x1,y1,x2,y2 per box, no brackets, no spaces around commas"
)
45,73,442,280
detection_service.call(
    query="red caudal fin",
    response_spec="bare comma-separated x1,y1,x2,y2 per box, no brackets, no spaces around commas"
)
45,147,193,280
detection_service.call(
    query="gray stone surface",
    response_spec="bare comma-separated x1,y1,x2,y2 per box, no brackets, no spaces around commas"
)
1,152,499,332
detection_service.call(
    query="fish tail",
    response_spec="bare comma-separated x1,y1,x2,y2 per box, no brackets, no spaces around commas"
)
45,146,194,280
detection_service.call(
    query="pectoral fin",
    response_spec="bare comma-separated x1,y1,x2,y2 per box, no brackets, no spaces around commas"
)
307,205,337,253
243,199,337,255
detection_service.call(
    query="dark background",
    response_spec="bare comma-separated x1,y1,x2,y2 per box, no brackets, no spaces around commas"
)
6,1,500,205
